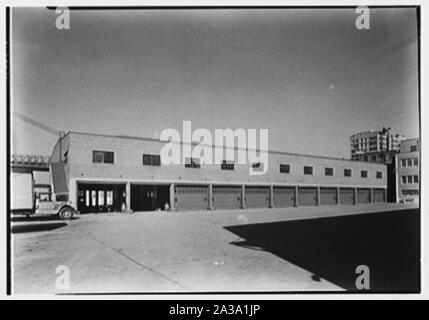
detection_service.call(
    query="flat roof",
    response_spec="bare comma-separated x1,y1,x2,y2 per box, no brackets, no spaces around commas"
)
65,130,387,166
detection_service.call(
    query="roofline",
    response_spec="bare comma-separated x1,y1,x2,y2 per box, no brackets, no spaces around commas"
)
65,130,387,166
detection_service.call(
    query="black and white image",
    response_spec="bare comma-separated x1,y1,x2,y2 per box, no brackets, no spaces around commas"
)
8,6,420,294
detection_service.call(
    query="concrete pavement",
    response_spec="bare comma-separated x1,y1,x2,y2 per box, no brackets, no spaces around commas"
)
12,203,419,294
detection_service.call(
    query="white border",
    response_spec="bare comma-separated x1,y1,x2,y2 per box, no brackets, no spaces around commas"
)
0,0,427,300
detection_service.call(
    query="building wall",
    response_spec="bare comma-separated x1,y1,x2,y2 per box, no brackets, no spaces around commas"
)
396,151,420,203
58,132,388,209
67,132,386,186
400,138,420,153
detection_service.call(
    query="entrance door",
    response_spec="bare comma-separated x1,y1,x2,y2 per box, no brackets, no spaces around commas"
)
77,183,125,213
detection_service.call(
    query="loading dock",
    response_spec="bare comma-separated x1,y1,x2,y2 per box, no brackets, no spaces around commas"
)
273,187,295,208
357,188,371,203
77,183,125,213
175,185,208,211
245,186,270,208
131,184,170,212
373,188,385,203
320,187,337,205
213,186,241,210
339,188,354,205
298,187,317,206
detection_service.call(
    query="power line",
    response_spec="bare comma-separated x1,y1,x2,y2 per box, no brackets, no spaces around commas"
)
12,111,59,136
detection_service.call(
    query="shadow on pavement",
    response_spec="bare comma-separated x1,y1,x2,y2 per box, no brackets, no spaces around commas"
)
12,222,68,234
11,215,79,222
224,209,420,292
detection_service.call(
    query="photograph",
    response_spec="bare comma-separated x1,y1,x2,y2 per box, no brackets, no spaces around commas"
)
8,6,420,295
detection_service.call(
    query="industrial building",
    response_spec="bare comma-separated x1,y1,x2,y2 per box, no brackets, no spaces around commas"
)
396,138,420,203
49,131,387,213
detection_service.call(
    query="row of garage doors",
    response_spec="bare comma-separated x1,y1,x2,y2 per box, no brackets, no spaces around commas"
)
174,185,386,210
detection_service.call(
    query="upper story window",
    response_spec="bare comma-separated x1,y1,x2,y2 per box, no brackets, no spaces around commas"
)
325,167,334,176
407,158,412,167
413,158,418,166
143,154,161,166
410,145,417,152
93,150,114,164
280,164,290,174
303,166,313,175
361,170,368,178
185,157,201,168
401,159,407,167
221,160,235,171
344,169,352,177
376,171,383,179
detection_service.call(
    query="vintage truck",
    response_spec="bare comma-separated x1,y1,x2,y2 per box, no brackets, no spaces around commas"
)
11,171,76,220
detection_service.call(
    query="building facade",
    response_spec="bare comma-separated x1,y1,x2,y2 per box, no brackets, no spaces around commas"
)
49,132,388,213
350,128,403,163
396,138,420,203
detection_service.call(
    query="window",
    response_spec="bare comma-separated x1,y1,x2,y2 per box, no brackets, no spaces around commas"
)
410,145,417,152
402,176,407,184
414,175,419,184
407,158,412,167
106,191,113,206
376,171,383,179
344,169,352,177
303,166,313,175
221,160,234,170
361,170,368,178
280,164,290,174
325,167,334,176
98,191,104,206
93,150,114,164
401,159,407,167
408,176,413,184
413,158,418,166
185,157,201,168
143,154,161,166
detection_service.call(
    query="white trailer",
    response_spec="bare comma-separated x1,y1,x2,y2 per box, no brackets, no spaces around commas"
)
11,170,75,220
11,172,34,214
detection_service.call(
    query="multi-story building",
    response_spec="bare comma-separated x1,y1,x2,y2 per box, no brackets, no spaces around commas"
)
48,131,387,214
396,138,420,203
350,128,403,164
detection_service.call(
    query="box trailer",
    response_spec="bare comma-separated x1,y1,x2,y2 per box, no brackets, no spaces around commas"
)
11,172,34,213
11,170,76,220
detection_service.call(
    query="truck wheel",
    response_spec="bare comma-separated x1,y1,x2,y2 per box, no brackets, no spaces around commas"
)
58,207,74,220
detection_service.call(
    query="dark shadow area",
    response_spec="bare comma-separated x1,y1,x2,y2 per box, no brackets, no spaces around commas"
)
225,209,420,292
12,222,68,234
11,214,79,222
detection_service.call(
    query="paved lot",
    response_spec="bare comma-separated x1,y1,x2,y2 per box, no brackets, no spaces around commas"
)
12,203,419,294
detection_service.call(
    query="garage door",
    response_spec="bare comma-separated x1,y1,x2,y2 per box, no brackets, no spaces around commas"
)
320,188,337,205
373,189,385,203
245,186,270,208
340,188,354,205
357,188,371,203
175,185,208,211
213,186,241,209
298,187,317,206
273,187,295,208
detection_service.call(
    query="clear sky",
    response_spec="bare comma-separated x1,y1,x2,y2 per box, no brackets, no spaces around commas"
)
11,7,419,158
